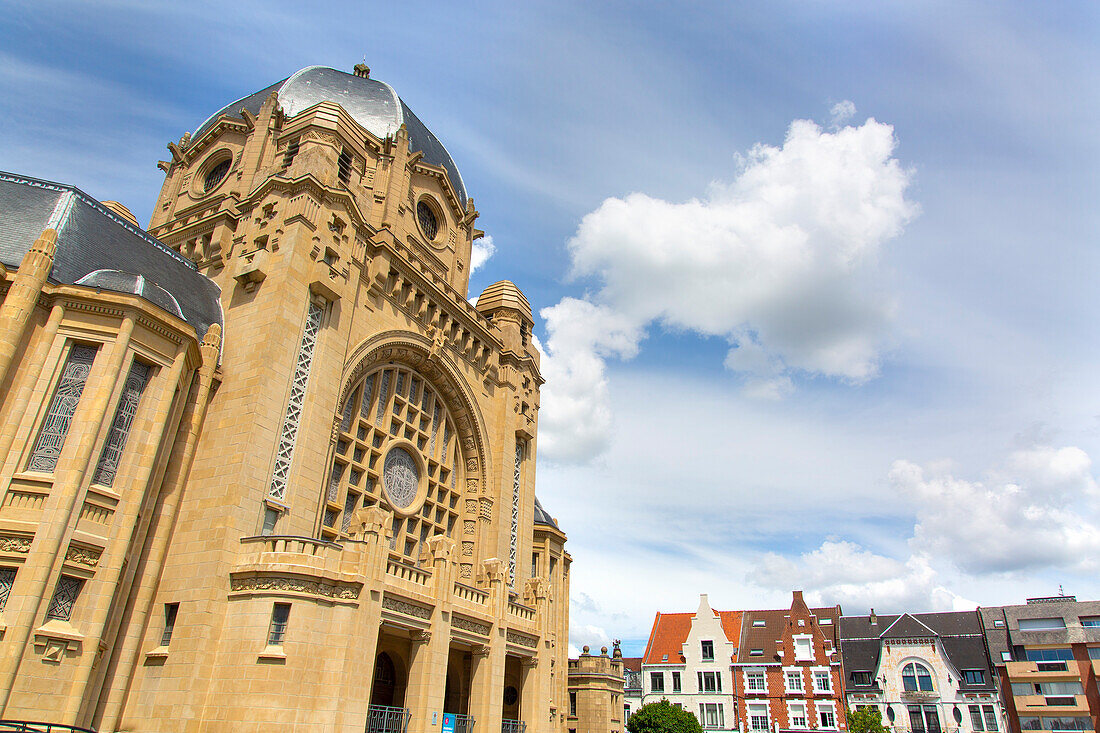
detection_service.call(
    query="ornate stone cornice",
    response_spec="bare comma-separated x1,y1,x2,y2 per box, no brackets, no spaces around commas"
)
381,594,432,619
229,574,361,601
507,630,539,649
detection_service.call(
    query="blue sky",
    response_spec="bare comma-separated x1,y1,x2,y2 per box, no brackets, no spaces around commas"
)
3,1,1100,657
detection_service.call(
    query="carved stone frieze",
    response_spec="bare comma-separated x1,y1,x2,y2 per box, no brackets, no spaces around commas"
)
452,615,491,637
0,535,32,554
229,574,361,600
506,631,538,648
65,545,102,568
381,594,432,619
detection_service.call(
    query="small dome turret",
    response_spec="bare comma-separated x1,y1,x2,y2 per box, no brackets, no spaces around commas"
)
474,280,532,323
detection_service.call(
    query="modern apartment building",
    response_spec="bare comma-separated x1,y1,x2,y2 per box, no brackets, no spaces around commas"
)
980,596,1100,732
734,592,845,732
840,610,1002,733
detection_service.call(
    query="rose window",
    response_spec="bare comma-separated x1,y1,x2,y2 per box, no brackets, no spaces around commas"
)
323,365,463,560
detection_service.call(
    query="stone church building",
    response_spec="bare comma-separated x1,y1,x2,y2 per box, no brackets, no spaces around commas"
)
0,64,569,732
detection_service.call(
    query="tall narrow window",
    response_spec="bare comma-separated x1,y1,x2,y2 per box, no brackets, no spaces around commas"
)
282,137,299,171
261,506,280,535
267,602,291,645
701,639,714,660
0,568,15,611
28,345,98,472
338,149,353,185
92,361,151,486
45,575,84,621
268,302,322,501
509,440,523,588
160,602,179,646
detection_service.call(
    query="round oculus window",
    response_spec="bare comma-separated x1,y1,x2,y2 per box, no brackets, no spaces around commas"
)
503,686,518,706
383,447,420,510
203,158,231,192
416,200,439,241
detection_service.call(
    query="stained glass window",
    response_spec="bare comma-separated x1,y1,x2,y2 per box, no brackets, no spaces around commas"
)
322,366,462,560
92,361,151,486
45,575,84,621
0,568,15,611
28,345,98,473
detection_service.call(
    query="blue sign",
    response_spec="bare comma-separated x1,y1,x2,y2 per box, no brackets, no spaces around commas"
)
442,713,456,733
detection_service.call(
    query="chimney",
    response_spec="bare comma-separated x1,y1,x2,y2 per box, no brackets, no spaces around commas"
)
353,63,370,79
870,608,877,625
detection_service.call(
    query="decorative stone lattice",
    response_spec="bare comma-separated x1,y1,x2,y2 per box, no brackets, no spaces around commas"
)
509,440,523,588
45,576,84,621
92,361,151,486
269,302,323,501
29,345,98,473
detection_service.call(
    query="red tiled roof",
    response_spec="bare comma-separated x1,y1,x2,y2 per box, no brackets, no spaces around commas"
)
642,610,743,665
621,657,643,673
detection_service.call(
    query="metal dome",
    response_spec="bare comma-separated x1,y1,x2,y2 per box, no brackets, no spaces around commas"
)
193,66,467,206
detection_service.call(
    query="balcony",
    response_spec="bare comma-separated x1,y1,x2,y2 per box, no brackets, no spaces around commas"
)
501,720,526,733
0,724,98,733
366,705,410,733
447,714,475,733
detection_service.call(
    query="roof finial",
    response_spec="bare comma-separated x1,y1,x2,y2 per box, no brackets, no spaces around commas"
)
354,61,370,79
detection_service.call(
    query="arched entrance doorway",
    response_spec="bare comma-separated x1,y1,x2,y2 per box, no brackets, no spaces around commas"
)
371,653,397,707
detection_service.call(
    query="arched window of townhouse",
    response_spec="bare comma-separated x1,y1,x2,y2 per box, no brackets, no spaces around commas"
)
902,662,934,692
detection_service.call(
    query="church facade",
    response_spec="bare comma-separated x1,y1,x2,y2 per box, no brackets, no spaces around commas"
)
0,64,569,733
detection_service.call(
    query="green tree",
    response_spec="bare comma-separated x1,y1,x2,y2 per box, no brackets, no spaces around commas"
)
626,699,703,733
846,706,888,733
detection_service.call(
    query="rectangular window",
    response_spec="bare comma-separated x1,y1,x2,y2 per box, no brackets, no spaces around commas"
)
747,703,768,731
789,702,807,728
701,639,714,660
29,344,98,473
850,670,872,686
261,506,280,535
908,706,925,733
1024,647,1074,662
981,706,998,732
752,619,765,627
267,602,290,646
746,670,765,691
45,575,84,621
0,567,15,611
1018,617,1067,631
160,602,179,646
1080,616,1100,627
813,670,831,692
569,691,577,717
698,671,720,692
962,669,986,685
531,552,539,578
795,636,813,661
698,703,723,729
749,648,763,656
819,705,836,729
1088,647,1100,660
969,705,985,731
786,670,803,691
1035,717,1089,731
672,671,681,691
650,672,664,692
993,618,1005,627
92,360,151,486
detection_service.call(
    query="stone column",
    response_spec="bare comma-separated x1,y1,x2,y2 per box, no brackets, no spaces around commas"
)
407,621,452,733
0,228,56,388
469,640,505,733
99,324,221,732
519,657,540,732
63,346,190,725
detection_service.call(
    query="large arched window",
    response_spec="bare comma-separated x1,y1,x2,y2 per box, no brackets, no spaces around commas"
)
322,364,463,560
902,662,934,692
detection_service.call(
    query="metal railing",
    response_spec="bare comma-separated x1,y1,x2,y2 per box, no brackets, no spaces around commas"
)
450,714,475,733
0,723,98,733
501,719,526,733
366,705,411,733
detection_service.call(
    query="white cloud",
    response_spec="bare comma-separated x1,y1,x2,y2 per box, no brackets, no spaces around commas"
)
469,234,497,274
893,446,1100,574
538,115,916,462
829,100,857,127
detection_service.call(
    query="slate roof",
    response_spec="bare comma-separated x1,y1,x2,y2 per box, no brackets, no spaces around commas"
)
0,172,223,339
839,610,995,692
533,497,559,530
193,66,467,207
